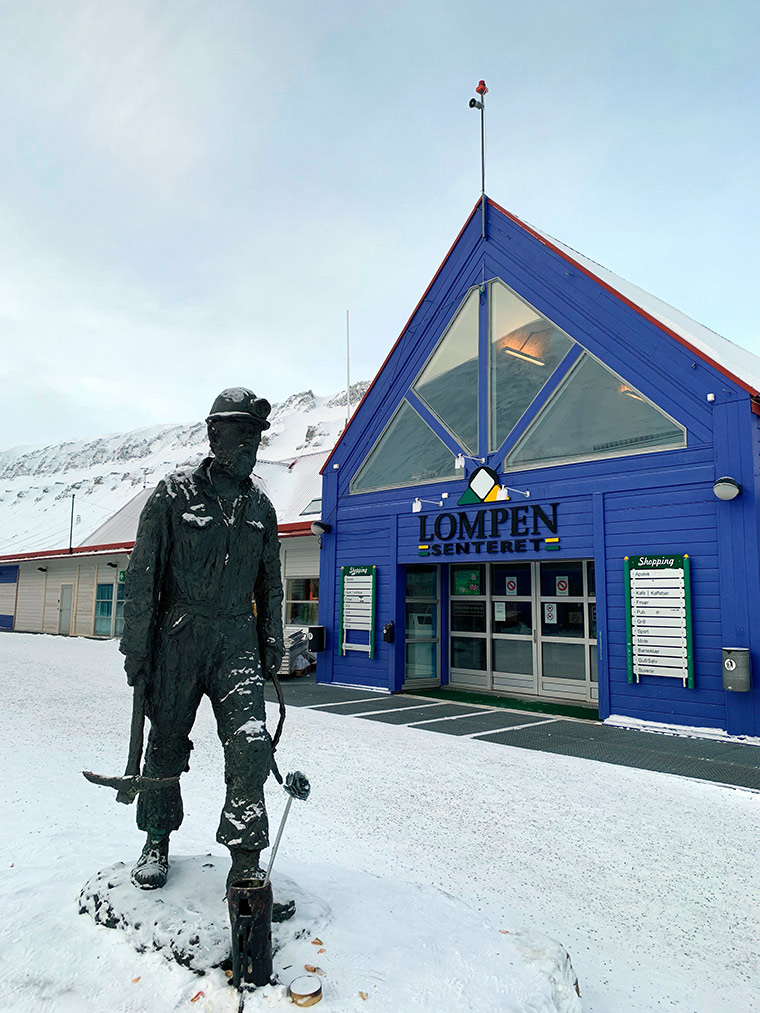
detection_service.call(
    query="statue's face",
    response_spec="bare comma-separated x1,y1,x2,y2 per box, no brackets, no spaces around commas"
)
208,419,262,479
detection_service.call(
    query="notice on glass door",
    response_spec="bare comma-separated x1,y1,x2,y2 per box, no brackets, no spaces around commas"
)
624,555,694,688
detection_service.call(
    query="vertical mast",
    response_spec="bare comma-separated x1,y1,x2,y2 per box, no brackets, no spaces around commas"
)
345,309,351,427
469,79,489,238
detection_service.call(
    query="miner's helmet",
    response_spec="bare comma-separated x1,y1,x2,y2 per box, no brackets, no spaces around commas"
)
206,388,271,430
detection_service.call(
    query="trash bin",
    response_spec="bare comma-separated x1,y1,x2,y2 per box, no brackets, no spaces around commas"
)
722,647,751,692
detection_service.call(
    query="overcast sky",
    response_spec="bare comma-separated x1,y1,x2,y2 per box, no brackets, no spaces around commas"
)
1,0,757,450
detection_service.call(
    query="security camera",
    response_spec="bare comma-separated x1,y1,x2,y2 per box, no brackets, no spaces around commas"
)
469,98,483,110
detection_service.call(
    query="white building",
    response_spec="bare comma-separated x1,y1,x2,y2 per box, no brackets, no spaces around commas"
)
0,452,325,640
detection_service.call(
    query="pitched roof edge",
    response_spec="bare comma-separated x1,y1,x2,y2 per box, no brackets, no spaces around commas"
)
321,198,483,474
0,542,135,563
0,520,316,561
487,197,759,398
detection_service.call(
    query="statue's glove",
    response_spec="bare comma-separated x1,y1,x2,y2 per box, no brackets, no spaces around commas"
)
124,655,150,688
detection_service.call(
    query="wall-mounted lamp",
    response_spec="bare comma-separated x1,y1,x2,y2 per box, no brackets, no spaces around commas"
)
501,486,531,499
106,561,118,568
311,519,332,547
455,454,485,470
37,566,47,572
412,493,449,514
713,477,742,501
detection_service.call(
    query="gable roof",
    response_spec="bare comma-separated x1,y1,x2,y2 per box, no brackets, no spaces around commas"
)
490,199,760,396
323,197,760,472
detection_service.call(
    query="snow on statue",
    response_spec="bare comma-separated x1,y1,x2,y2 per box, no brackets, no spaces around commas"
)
115,388,286,896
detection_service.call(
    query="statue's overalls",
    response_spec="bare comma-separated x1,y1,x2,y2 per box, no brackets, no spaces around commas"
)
120,458,284,850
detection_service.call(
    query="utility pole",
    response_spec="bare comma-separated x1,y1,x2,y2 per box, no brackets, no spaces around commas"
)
68,494,75,554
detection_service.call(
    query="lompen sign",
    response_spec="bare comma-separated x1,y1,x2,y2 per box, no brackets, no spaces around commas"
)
624,555,694,688
340,566,377,659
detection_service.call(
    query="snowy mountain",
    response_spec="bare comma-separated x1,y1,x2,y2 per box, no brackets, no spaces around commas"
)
0,382,369,555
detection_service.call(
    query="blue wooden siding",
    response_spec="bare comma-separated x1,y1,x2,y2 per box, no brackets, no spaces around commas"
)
604,484,723,727
329,514,394,689
315,200,760,735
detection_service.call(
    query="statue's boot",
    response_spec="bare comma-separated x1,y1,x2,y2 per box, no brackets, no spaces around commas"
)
226,847,295,922
131,831,170,889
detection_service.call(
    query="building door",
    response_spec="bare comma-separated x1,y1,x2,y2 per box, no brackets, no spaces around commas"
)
403,565,440,688
449,561,597,704
537,560,597,704
58,584,73,635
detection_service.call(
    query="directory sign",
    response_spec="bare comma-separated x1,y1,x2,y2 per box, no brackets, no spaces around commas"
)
624,555,694,688
340,565,377,658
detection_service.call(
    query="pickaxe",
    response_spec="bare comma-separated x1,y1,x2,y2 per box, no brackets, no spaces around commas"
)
82,678,179,804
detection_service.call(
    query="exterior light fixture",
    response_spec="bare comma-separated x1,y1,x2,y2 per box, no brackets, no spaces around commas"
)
310,521,331,536
455,453,485,470
412,497,445,513
106,561,118,568
37,566,47,572
713,477,742,501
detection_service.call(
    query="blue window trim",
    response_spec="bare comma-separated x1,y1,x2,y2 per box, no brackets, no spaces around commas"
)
477,284,489,457
353,267,694,495
487,344,584,468
404,390,464,458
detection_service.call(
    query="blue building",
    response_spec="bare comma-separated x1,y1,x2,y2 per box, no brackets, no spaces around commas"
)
315,198,760,737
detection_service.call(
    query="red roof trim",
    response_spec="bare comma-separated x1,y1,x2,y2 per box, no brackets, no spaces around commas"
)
487,198,759,398
0,521,315,561
321,199,483,474
277,521,315,539
0,541,135,563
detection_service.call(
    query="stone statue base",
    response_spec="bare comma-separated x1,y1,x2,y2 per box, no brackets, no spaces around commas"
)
78,855,330,975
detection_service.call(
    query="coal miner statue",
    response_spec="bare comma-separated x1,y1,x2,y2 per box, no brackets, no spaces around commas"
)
118,388,284,892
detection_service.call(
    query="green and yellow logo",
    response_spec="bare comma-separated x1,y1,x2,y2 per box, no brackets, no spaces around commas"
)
457,465,507,506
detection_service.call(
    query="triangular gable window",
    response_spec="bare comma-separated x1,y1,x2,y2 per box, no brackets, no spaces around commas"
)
504,353,686,469
489,280,574,450
412,288,479,453
351,400,458,493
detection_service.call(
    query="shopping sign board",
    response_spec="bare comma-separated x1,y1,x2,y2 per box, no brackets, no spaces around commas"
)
624,555,694,688
340,565,376,659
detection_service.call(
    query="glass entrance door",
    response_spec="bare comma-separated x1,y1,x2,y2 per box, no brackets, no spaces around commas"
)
449,560,597,704
404,565,440,688
538,560,597,703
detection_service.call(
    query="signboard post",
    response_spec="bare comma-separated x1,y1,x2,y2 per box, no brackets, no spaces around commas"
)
624,555,694,688
340,566,377,658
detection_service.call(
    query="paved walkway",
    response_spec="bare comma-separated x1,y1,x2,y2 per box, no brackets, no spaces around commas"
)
265,675,760,792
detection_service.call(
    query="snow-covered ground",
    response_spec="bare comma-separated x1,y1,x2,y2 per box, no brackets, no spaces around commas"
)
2,633,759,1012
